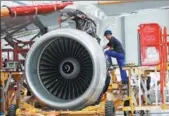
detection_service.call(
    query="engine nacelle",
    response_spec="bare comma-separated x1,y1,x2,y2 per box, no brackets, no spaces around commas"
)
25,28,107,110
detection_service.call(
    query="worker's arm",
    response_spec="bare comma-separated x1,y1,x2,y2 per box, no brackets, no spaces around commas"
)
103,45,113,51
105,39,114,50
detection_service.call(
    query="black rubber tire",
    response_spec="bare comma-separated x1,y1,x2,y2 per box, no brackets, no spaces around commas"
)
105,100,115,116
7,104,17,116
123,100,131,116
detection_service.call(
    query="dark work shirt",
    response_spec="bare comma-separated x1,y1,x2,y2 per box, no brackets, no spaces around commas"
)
107,36,125,53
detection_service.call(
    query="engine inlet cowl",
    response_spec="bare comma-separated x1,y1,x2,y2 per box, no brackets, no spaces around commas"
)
25,28,107,110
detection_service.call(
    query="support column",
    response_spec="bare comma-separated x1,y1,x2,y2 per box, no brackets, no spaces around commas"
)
121,17,126,54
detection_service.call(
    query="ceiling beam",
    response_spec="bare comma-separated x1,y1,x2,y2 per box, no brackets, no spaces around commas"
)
98,1,169,16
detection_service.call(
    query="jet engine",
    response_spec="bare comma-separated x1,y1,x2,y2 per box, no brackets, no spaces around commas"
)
25,28,107,110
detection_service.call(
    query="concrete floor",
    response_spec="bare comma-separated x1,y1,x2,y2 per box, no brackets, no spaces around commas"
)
116,111,169,116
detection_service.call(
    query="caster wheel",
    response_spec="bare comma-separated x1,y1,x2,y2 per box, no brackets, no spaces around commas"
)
7,104,18,116
105,100,115,116
123,100,132,116
124,111,132,116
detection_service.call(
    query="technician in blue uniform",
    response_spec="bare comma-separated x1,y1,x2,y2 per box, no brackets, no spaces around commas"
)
104,30,128,84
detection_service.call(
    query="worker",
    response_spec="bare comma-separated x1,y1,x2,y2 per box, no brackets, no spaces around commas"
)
141,70,151,103
103,30,128,84
2,59,7,67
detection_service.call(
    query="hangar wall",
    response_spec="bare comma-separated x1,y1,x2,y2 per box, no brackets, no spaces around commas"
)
125,9,169,65
110,9,169,65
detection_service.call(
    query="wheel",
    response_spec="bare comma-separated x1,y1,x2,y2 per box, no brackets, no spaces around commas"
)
7,104,17,116
123,100,131,116
140,110,145,116
105,100,115,116
124,111,132,116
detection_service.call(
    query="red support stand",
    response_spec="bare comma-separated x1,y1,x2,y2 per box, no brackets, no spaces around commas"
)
2,41,34,62
138,23,168,105
138,23,161,66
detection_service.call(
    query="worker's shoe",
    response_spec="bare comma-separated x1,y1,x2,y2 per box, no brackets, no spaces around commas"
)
107,66,115,71
117,81,128,89
116,82,126,89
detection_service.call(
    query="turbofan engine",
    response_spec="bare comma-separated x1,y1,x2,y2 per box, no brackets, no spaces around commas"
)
25,28,107,110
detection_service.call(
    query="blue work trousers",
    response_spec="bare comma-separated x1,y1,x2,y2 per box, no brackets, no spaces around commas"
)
105,50,128,82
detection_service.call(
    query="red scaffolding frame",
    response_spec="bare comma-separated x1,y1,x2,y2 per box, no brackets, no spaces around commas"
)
139,23,169,106
1,41,34,63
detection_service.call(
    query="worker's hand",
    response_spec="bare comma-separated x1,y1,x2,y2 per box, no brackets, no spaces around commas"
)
103,45,109,49
109,47,113,50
